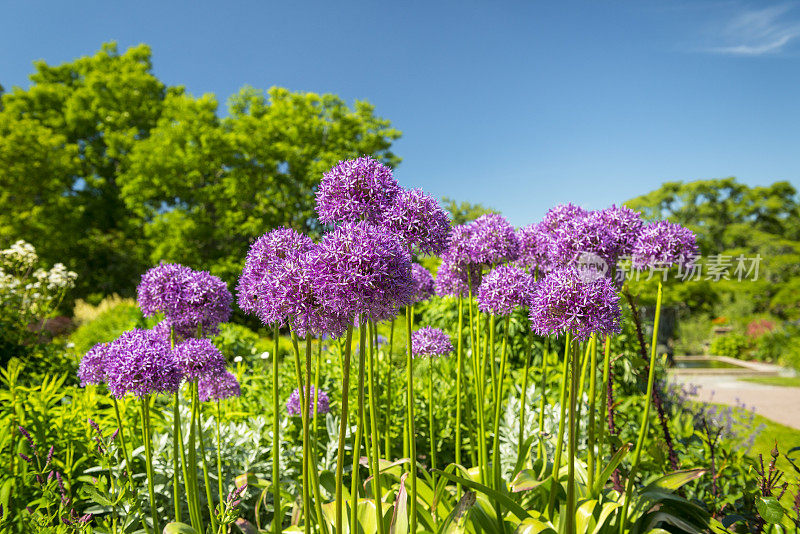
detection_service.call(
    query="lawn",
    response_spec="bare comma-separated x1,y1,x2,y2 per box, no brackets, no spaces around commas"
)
740,376,800,388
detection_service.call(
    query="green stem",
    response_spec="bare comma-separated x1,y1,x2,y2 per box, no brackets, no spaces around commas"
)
466,273,486,485
307,336,327,534
178,390,198,529
595,335,611,488
189,382,205,533
335,326,354,534
428,356,436,511
548,332,571,517
566,340,578,534
620,282,663,534
289,331,311,534
537,338,549,464
405,306,418,533
587,334,598,490
385,317,395,460
518,331,533,464
351,321,367,533
272,325,282,534
367,321,385,534
198,402,219,532
215,401,224,515
492,316,510,532
170,328,181,523
455,295,464,498
140,396,160,533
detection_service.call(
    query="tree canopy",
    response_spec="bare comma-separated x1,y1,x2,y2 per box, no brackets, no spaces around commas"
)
0,43,401,300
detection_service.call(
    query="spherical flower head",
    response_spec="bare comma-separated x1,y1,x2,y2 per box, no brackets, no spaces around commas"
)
476,265,535,316
529,267,621,341
550,210,615,268
286,386,331,417
631,221,699,270
382,189,451,256
470,214,520,265
78,343,109,386
198,371,241,402
315,156,401,225
105,329,183,398
434,254,482,298
411,264,435,303
312,221,413,322
173,338,227,381
598,205,644,260
445,224,479,266
138,263,233,337
237,228,315,320
515,223,553,273
275,247,351,339
411,326,454,358
540,203,588,234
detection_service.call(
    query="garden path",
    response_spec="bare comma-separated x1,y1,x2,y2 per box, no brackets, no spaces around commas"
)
669,374,800,430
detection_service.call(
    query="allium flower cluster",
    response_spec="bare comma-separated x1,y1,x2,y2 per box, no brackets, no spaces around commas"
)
286,386,331,417
631,221,699,269
138,263,232,337
476,265,535,316
539,203,588,234
598,205,644,260
198,371,241,402
444,224,478,266
315,156,401,225
411,326,454,358
311,222,413,322
173,338,227,381
104,328,183,398
434,256,479,298
78,343,109,386
382,188,451,255
237,228,315,321
410,264,435,303
470,214,520,265
515,223,553,273
529,267,621,340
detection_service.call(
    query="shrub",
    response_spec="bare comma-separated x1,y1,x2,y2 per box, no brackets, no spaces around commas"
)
709,333,749,359
69,300,144,355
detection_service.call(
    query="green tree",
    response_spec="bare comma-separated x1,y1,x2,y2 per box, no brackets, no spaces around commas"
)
442,197,497,226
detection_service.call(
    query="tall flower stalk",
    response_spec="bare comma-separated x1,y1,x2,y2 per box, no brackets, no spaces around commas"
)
272,326,281,533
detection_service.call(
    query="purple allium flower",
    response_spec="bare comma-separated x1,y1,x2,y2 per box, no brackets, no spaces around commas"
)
411,326,454,358
631,221,699,269
410,264,435,303
515,223,553,273
434,255,482,298
273,247,352,339
539,203,588,234
470,214,520,265
529,267,622,341
104,328,183,398
173,338,227,381
237,228,315,322
550,210,615,268
78,343,109,386
445,224,479,266
198,371,241,402
382,188,451,256
286,385,331,417
598,205,644,260
311,221,413,322
476,265,535,316
138,263,232,337
315,156,401,225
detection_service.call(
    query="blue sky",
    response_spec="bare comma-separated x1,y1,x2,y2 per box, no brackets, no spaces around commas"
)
2,1,800,226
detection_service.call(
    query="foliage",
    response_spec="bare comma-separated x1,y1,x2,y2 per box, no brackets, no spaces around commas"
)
68,300,144,356
709,333,749,359
0,43,401,299
441,196,498,226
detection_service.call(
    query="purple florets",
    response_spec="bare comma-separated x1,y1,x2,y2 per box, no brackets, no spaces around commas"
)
78,343,109,386
476,265,535,316
315,156,401,225
411,326,454,358
286,386,331,417
445,224,478,266
311,221,413,323
138,263,232,337
198,371,241,402
411,264,435,303
173,338,227,381
540,203,588,234
434,255,482,298
382,188,451,255
529,267,621,341
104,329,183,398
631,221,699,269
237,228,315,322
470,214,520,265
598,205,644,260
515,223,553,273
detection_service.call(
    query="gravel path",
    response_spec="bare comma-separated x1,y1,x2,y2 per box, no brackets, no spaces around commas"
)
669,373,800,430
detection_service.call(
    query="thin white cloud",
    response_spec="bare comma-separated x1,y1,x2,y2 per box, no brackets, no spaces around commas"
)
707,4,800,55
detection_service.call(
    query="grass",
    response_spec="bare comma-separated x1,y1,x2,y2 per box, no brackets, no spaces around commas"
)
739,376,800,388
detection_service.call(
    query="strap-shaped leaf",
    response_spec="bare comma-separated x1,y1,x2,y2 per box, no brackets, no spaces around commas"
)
433,469,531,521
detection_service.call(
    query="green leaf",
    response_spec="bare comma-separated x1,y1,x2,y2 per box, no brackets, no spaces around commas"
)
593,443,631,496
641,468,706,493
85,487,114,507
757,497,784,524
162,523,196,534
433,469,530,521
389,472,408,534
575,499,597,534
510,469,550,493
516,517,555,534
